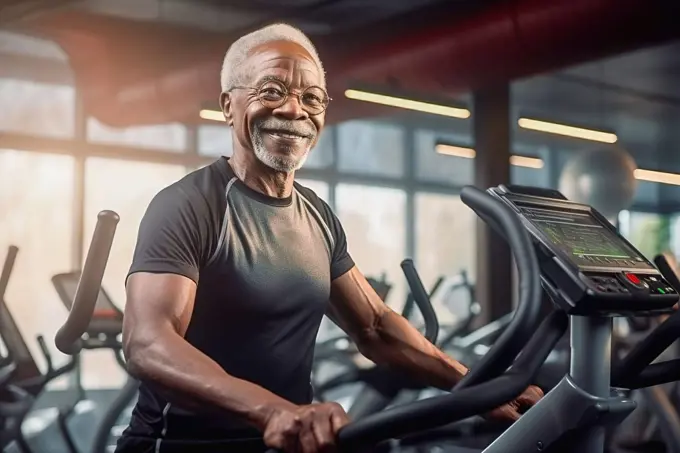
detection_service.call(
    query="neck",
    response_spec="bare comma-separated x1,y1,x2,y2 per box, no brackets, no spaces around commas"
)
229,151,295,198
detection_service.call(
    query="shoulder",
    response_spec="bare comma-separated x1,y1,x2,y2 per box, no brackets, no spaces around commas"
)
294,181,332,215
151,159,228,215
293,180,345,238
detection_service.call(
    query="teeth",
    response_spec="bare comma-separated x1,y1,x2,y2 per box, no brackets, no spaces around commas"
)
271,132,303,139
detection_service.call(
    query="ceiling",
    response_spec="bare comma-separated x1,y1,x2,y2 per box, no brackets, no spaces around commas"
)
1,0,680,170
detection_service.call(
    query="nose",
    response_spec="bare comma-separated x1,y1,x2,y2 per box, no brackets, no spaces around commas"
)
272,95,309,121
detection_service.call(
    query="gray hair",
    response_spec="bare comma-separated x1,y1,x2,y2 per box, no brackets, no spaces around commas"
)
220,23,325,92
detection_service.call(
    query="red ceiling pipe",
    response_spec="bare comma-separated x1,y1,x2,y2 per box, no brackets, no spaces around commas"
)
339,0,680,93
31,1,679,127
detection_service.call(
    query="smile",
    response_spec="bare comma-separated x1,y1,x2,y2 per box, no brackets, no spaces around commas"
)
263,129,310,140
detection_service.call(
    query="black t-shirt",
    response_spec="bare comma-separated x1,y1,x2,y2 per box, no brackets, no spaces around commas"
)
117,157,354,452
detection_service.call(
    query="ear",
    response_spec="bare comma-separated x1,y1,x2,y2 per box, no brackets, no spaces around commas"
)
219,92,234,127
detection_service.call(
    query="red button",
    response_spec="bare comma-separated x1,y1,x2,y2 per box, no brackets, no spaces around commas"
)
626,273,641,284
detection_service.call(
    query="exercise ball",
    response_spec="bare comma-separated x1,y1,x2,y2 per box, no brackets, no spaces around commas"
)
558,148,637,219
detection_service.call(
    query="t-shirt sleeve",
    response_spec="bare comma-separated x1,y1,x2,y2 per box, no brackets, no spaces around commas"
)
128,186,216,284
318,201,355,281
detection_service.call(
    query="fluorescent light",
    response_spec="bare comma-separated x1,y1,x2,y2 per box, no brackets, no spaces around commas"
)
200,109,225,122
345,89,470,119
509,155,544,169
435,144,476,158
634,169,680,186
435,144,544,168
518,118,617,143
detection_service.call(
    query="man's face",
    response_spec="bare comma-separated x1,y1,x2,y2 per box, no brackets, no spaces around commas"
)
222,41,326,173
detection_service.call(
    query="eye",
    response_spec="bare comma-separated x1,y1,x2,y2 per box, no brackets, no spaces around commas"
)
302,93,323,107
258,82,286,101
302,87,327,108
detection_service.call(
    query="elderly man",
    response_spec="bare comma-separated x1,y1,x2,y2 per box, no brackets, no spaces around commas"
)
117,23,543,453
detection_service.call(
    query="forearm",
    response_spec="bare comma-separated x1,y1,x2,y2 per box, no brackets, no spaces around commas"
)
126,330,295,429
357,309,468,390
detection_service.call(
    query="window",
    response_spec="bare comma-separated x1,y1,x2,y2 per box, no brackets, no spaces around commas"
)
671,215,680,260
304,126,334,169
621,212,670,261
338,121,404,177
335,184,407,308
0,79,75,138
87,117,187,152
83,158,188,388
0,150,74,385
510,152,549,187
415,193,477,324
296,179,330,202
198,125,233,157
0,31,68,60
414,129,474,186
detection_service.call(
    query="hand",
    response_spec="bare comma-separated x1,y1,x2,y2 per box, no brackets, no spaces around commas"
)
484,385,544,422
263,402,350,453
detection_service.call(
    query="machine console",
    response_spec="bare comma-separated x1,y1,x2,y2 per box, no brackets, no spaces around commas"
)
489,185,678,315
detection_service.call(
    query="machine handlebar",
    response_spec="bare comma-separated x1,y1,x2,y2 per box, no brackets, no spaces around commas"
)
401,259,439,343
55,210,119,355
612,253,680,388
0,246,18,301
454,186,543,389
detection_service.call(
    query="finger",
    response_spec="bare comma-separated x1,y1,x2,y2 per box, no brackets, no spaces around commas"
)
519,388,543,406
284,418,303,453
508,408,522,421
299,428,318,453
265,431,298,453
330,410,350,434
530,385,544,399
502,406,521,422
312,411,336,453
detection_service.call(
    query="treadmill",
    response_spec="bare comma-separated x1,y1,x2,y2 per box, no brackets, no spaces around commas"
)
54,187,680,453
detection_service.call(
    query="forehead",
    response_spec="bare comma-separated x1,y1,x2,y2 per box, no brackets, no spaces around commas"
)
243,40,323,87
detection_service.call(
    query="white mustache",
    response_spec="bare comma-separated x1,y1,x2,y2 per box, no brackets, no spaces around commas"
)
255,120,315,138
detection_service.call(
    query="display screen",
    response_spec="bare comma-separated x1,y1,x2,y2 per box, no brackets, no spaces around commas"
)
522,206,651,270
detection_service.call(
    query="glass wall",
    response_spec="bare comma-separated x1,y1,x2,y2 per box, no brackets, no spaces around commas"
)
0,150,75,381
619,211,671,260
87,118,188,152
336,184,407,309
82,159,188,388
0,78,75,138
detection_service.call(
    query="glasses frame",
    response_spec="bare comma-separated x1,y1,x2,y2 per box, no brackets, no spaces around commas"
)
229,79,331,116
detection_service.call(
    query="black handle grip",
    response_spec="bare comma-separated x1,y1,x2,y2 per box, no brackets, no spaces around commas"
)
655,253,680,292
55,210,119,355
455,186,542,390
0,246,18,300
401,259,439,344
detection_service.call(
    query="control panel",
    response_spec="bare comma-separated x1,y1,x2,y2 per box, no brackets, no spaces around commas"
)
489,185,679,316
585,272,676,296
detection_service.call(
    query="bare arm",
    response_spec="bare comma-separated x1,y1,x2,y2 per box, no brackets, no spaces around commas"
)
327,267,468,390
123,272,296,430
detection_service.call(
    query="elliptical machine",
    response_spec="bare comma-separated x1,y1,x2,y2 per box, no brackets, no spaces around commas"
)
52,186,680,453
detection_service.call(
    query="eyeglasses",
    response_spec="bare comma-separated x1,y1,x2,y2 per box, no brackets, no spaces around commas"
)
230,79,331,116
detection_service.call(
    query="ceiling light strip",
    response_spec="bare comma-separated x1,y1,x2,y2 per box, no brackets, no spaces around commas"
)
518,118,617,143
435,144,544,168
344,89,470,119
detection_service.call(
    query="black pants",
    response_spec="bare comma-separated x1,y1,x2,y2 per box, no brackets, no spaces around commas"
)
115,435,268,453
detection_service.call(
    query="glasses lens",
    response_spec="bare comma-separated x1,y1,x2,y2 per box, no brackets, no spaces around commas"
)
258,81,287,108
301,86,329,114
